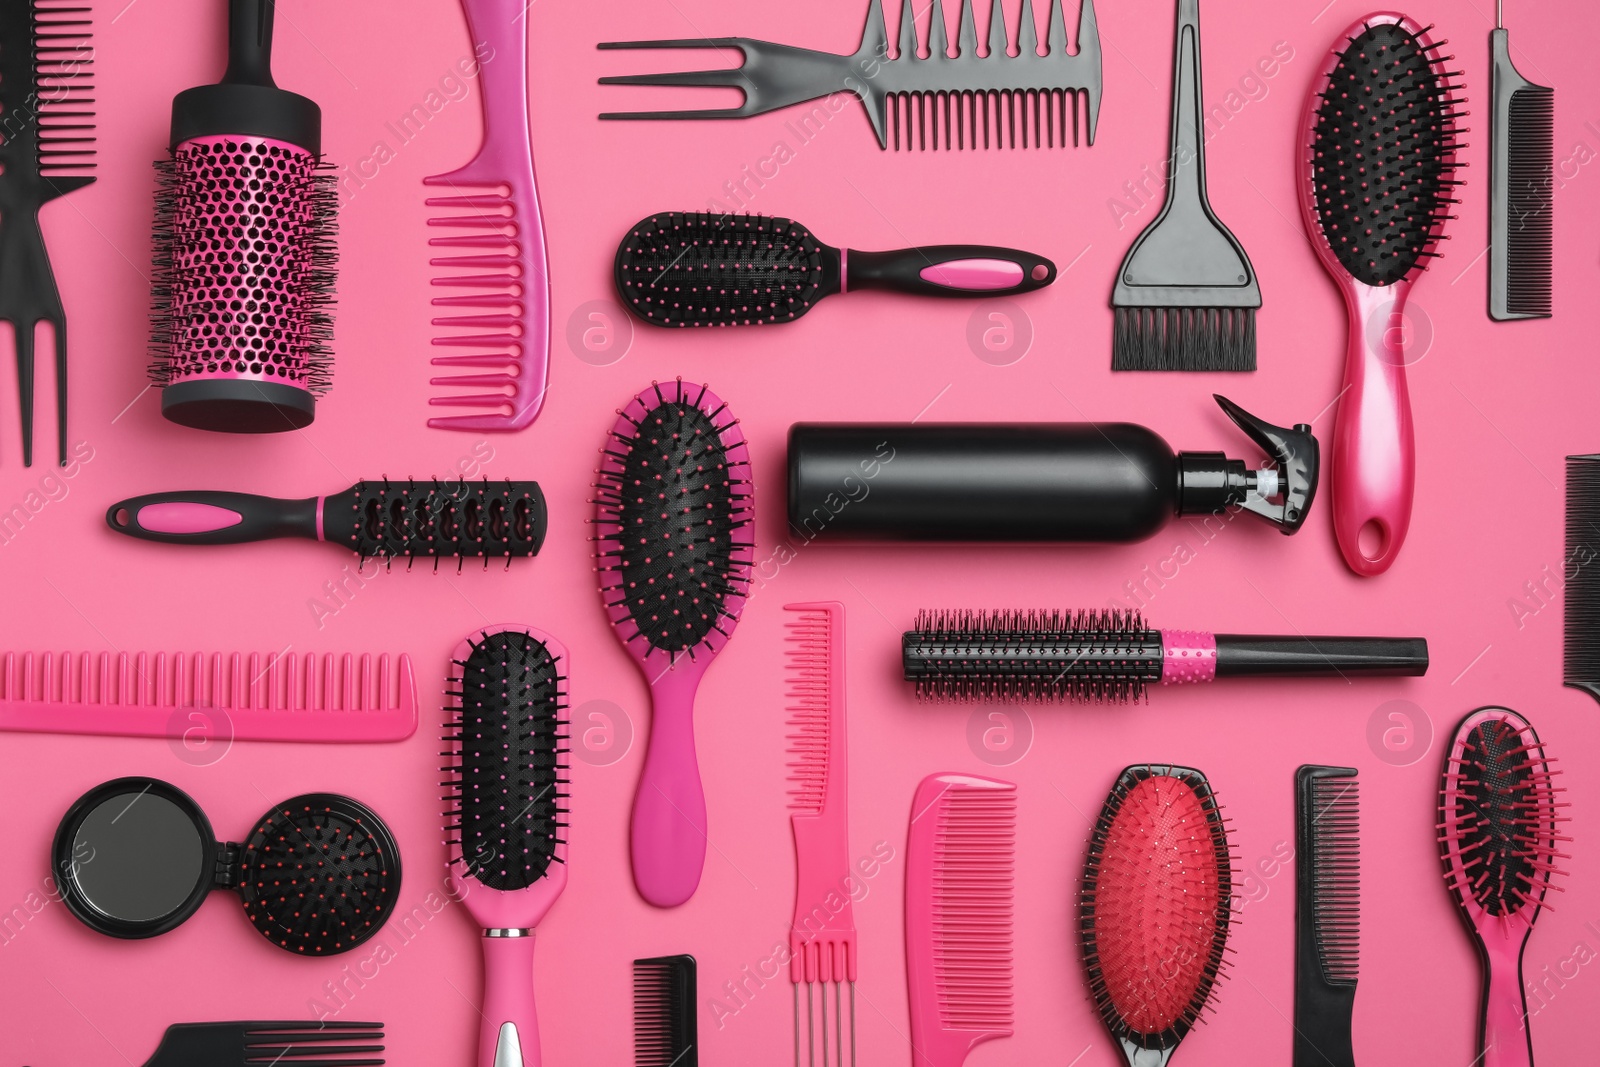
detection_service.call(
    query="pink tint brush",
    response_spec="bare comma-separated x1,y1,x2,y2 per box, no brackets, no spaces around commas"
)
425,0,550,431
785,602,857,1067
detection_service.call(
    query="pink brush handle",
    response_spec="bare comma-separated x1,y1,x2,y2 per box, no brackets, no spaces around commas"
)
1480,929,1535,1067
1332,281,1415,576
478,932,541,1067
630,664,707,907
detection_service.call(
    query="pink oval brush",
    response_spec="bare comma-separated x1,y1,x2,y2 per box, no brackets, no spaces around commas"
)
1438,707,1566,1067
593,379,754,907
1299,14,1465,575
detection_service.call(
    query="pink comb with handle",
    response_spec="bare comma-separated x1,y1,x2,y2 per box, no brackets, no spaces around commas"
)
0,650,416,742
905,772,1016,1067
785,602,857,1067
425,0,550,431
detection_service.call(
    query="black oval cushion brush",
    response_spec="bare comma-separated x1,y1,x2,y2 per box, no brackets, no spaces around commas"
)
105,478,546,565
54,777,400,956
615,211,1055,327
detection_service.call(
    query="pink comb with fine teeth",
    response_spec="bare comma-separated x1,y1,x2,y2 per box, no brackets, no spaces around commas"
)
425,0,549,432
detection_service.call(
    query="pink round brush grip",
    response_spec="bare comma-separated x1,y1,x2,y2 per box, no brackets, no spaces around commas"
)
629,662,709,908
160,135,327,391
478,934,542,1067
1159,629,1217,685
134,501,243,535
917,258,1026,291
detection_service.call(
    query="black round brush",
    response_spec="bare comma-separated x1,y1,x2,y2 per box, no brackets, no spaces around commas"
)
149,0,337,434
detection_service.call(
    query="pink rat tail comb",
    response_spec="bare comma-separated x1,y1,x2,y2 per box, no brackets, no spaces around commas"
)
1438,706,1567,1067
905,772,1015,1067
425,0,550,431
0,649,417,743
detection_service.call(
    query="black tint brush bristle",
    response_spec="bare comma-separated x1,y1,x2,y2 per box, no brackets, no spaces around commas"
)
634,954,698,1067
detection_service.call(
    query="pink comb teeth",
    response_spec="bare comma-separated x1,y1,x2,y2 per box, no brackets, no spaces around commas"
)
425,0,549,432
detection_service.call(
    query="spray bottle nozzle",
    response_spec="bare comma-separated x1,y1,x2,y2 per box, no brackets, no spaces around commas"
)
1175,395,1320,534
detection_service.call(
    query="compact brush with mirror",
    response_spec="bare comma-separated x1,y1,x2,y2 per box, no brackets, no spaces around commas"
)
52,777,400,956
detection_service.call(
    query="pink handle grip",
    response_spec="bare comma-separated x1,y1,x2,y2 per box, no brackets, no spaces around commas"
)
1481,931,1535,1067
630,665,707,908
1331,282,1415,576
134,502,243,535
917,259,1026,291
478,933,541,1067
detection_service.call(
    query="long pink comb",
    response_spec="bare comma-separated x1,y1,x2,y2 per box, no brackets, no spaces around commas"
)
425,0,549,431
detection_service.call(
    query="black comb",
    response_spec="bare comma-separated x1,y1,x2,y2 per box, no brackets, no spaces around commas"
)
634,954,698,1067
1564,454,1600,706
0,0,96,467
137,1020,384,1067
1490,1,1553,320
1293,766,1358,1067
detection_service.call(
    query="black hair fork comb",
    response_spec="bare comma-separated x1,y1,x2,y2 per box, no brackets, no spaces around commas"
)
600,0,1103,151
0,0,96,467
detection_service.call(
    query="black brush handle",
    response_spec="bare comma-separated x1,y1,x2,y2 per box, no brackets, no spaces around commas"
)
223,0,278,88
844,246,1055,297
106,491,320,545
1215,635,1428,676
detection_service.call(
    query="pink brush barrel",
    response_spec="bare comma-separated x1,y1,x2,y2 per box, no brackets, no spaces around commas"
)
1298,13,1462,576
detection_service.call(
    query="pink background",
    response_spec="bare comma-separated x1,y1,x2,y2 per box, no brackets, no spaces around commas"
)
3,0,1597,1064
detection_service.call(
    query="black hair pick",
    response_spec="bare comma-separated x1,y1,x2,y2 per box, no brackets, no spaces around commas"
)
1309,21,1465,287
615,212,830,327
444,628,568,891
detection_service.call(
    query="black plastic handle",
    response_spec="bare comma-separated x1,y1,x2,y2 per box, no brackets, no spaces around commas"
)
106,491,320,546
844,245,1056,297
1215,635,1428,677
222,0,278,88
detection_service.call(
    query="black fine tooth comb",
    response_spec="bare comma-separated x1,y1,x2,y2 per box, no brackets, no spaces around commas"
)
0,0,97,467
137,1020,385,1067
599,0,1102,151
1490,0,1553,320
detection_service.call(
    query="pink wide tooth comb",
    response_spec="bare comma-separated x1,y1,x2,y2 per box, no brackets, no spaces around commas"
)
1298,14,1465,575
785,602,858,1065
592,380,754,907
1438,706,1567,1067
425,0,549,431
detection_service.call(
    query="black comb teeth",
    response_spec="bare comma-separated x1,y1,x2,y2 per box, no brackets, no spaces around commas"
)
1310,22,1465,287
1293,766,1359,1067
634,954,699,1067
444,629,568,892
1563,455,1600,704
1501,86,1553,315
615,213,830,327
139,1020,385,1067
29,0,98,187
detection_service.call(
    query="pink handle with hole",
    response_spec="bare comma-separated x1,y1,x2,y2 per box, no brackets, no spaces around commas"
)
478,934,542,1067
1331,280,1414,576
630,661,708,908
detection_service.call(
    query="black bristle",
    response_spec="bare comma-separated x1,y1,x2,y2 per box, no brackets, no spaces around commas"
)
903,608,1162,703
1308,22,1463,287
237,794,400,957
1504,85,1554,316
319,478,546,565
1565,457,1600,702
444,629,568,892
593,380,754,657
1111,307,1256,372
614,212,829,327
634,955,698,1067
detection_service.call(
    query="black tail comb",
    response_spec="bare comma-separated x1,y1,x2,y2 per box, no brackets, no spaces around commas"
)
1490,8,1553,320
138,1020,384,1067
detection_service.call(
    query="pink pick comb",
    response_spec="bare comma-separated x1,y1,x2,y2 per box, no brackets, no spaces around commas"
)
425,0,550,431
905,772,1016,1067
0,650,417,743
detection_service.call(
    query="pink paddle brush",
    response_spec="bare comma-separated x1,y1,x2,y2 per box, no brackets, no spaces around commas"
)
1299,14,1464,575
593,380,754,907
1438,707,1566,1067
444,626,570,1067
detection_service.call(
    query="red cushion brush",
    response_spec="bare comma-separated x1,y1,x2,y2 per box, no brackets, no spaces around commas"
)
1438,707,1567,1067
1081,764,1235,1067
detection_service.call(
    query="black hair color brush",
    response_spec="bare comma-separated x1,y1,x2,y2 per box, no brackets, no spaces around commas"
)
0,0,96,466
904,609,1428,702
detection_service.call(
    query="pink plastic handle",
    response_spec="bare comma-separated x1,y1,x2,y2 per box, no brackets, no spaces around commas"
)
478,934,541,1067
135,502,243,535
1331,280,1415,576
630,663,707,908
917,259,1026,291
1480,931,1534,1067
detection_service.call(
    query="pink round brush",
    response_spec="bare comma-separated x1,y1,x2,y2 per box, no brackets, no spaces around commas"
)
593,379,754,907
1438,707,1566,1067
1299,14,1464,575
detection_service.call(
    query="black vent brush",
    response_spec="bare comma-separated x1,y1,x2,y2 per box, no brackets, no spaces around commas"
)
616,211,1055,327
601,0,1102,151
903,609,1428,702
0,0,95,467
1490,0,1553,320
1294,766,1358,1067
106,478,546,566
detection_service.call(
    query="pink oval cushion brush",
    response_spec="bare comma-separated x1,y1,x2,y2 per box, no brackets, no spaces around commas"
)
1438,707,1566,1067
1081,764,1234,1067
1299,14,1464,575
593,379,754,907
